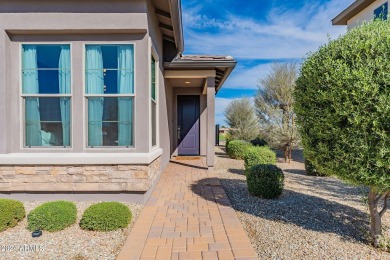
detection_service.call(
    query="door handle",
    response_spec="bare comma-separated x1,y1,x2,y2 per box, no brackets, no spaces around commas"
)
178,126,181,140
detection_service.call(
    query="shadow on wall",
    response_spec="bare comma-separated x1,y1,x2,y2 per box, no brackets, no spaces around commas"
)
190,177,369,243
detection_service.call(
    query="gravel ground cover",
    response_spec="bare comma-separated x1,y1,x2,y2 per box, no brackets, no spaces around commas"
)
215,146,390,260
0,201,142,260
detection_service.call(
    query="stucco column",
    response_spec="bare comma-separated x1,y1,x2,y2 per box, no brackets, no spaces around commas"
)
0,31,7,154
206,76,215,169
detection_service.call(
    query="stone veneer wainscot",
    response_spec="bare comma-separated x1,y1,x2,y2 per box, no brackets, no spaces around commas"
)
0,157,161,192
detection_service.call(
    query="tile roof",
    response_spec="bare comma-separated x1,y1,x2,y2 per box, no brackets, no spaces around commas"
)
176,55,235,62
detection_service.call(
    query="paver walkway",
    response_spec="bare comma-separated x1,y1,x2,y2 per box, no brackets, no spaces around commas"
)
117,158,257,260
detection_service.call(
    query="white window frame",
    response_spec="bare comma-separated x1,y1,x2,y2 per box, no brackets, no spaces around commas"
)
150,45,159,149
83,43,136,149
19,43,73,149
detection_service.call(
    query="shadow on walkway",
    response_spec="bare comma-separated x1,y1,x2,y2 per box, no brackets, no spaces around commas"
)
190,177,369,243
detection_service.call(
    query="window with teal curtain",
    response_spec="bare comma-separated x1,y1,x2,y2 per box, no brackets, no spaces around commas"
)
85,45,134,147
22,44,71,147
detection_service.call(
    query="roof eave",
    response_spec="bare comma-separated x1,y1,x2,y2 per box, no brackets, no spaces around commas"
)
332,0,376,25
164,60,237,92
168,0,184,53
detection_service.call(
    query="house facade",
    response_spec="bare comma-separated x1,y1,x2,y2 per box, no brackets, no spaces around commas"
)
333,0,388,28
0,0,236,202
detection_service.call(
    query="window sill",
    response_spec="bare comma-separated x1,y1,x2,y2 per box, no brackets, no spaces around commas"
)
0,148,162,165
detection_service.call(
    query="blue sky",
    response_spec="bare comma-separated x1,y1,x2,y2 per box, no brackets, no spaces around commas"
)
181,0,354,126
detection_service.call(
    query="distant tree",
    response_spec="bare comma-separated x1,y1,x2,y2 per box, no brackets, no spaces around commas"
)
255,62,299,163
224,98,259,141
295,20,389,247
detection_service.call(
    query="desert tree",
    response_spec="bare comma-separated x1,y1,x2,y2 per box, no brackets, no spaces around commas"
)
295,20,390,247
255,62,300,162
224,97,259,141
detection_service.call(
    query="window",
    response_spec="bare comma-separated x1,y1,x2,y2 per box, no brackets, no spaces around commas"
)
151,55,157,147
85,45,134,147
374,2,388,20
22,44,71,147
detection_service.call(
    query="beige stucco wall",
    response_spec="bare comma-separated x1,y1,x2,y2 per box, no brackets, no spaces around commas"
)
347,0,388,29
0,0,176,193
0,0,170,163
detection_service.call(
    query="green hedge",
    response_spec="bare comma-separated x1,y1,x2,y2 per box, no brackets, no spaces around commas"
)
305,159,329,177
244,146,276,170
27,201,77,232
227,140,252,159
0,199,25,232
246,164,284,199
80,202,132,232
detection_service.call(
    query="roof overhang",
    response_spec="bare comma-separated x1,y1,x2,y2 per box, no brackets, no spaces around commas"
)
154,0,184,55
332,0,376,25
164,56,237,93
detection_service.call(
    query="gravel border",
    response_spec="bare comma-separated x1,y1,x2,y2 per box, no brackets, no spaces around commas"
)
0,201,142,260
215,146,390,260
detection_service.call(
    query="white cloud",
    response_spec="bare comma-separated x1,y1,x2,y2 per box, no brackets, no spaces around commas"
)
183,0,354,59
215,97,233,126
223,63,272,89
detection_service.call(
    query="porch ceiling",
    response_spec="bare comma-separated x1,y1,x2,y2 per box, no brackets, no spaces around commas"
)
169,78,205,88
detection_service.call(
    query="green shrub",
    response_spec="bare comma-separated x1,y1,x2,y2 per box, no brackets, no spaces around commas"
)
227,140,252,159
246,164,284,199
27,201,77,232
244,146,276,170
304,159,328,177
225,132,232,153
0,199,25,232
80,202,132,232
295,19,390,246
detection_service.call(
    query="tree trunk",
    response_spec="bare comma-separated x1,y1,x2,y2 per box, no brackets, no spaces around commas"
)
288,142,292,163
367,188,389,247
283,144,289,163
368,189,382,247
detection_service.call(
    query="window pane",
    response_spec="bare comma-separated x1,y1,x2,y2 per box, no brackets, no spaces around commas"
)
87,97,133,147
374,3,388,20
151,56,156,100
152,101,157,146
85,45,134,94
25,97,71,147
22,45,71,94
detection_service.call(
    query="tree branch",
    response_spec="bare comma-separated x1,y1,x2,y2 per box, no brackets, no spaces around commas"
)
379,191,390,217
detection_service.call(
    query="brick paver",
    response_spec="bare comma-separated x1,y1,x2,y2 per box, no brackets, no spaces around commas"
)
117,158,257,260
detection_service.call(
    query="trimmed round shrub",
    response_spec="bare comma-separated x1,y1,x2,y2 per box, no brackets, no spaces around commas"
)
244,146,277,170
227,140,252,159
246,164,284,199
27,201,77,232
304,159,329,177
0,199,25,232
80,202,132,231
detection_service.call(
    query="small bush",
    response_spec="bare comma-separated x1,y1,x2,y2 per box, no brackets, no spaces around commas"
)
0,199,25,232
305,159,328,177
80,202,132,232
244,146,277,170
225,132,232,153
27,201,77,232
246,164,284,199
227,140,252,159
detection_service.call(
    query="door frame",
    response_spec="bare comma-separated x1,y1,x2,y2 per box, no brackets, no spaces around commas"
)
176,95,200,156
